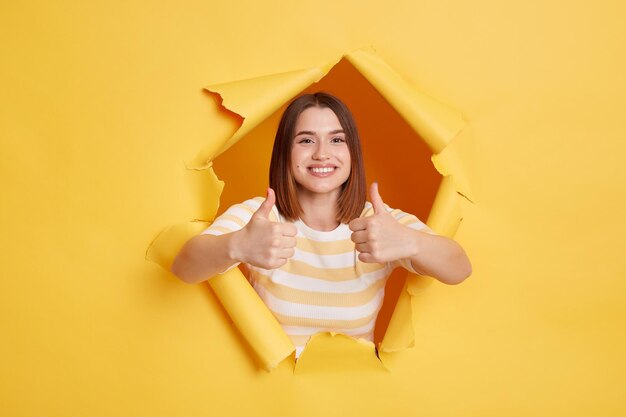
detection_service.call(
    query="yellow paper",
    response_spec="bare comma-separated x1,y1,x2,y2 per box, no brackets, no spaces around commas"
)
147,221,295,371
427,175,463,238
190,60,341,169
294,333,387,375
146,221,210,270
4,1,626,415
209,269,295,371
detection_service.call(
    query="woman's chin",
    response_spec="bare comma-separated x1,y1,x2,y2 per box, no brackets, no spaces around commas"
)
297,184,342,197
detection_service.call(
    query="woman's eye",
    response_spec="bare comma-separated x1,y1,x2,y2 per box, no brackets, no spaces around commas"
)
299,138,314,144
331,137,345,143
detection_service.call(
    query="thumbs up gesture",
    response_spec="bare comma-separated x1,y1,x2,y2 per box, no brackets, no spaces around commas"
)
234,188,298,270
349,183,417,263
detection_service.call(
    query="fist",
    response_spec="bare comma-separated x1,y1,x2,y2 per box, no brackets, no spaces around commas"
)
349,183,417,263
236,188,297,269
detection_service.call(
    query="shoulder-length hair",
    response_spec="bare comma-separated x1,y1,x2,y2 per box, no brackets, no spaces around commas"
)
269,92,366,223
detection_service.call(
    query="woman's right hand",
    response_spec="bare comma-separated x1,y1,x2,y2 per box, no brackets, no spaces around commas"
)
232,188,297,270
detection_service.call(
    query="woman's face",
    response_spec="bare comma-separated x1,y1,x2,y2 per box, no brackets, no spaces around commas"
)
290,106,351,198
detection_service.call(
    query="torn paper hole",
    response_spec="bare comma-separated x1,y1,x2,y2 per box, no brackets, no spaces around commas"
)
147,47,472,372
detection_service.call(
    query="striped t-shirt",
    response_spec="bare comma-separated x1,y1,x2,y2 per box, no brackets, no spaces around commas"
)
202,197,435,357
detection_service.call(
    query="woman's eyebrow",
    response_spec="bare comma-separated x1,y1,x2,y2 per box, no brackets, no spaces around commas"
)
295,129,345,136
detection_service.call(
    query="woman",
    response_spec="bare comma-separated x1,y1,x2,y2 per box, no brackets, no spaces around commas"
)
172,92,471,357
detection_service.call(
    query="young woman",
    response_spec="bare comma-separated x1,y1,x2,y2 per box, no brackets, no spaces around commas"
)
171,92,471,357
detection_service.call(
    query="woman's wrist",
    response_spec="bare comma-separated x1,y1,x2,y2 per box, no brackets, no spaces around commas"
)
405,228,431,268
227,229,246,264
403,227,423,260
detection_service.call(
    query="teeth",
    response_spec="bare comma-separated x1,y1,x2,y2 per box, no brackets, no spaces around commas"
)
310,167,334,173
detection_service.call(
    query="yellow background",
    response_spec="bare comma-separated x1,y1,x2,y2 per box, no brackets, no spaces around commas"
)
2,1,625,416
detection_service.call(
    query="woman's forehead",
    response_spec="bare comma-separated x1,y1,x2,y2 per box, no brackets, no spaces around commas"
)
294,107,342,133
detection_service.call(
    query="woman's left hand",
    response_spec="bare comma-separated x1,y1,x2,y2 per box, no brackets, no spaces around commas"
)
349,183,419,263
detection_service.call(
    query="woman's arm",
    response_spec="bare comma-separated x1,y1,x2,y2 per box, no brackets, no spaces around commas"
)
171,188,297,284
404,230,471,285
171,232,242,284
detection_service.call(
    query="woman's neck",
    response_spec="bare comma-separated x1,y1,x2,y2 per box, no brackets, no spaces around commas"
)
297,189,340,231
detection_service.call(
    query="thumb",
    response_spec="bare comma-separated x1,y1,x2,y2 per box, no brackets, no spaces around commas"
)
370,182,386,215
253,188,275,220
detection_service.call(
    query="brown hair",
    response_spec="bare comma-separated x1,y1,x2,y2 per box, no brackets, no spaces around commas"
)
269,92,366,223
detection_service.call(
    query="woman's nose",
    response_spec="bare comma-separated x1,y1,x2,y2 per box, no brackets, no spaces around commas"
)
312,142,329,160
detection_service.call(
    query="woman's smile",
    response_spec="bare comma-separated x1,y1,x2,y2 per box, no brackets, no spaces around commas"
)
307,164,338,177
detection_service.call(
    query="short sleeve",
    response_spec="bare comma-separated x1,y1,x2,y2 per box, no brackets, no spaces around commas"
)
389,208,436,236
